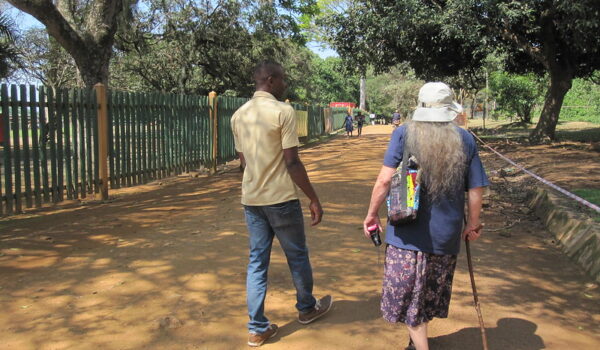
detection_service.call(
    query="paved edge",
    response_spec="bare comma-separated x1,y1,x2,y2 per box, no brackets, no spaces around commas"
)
528,188,600,282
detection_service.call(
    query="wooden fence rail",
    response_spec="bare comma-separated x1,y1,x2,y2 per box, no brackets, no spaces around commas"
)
0,84,333,216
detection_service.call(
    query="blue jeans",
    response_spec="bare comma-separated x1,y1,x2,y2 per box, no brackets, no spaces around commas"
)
244,199,317,334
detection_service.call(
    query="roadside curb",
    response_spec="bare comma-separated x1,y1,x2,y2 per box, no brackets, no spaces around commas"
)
528,188,600,282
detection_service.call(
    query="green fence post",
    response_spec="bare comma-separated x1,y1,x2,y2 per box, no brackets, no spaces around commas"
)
94,83,109,200
29,85,45,207
1,84,13,214
78,89,87,197
209,91,218,174
19,85,33,208
11,85,22,212
63,89,73,200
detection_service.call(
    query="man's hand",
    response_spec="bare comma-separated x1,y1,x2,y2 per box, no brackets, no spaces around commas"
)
462,222,484,241
309,200,323,226
363,213,382,239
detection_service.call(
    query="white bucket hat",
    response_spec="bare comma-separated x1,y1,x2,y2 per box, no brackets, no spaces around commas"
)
411,82,463,122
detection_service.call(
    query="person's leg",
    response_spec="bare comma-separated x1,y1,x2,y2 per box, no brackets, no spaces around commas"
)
244,205,275,334
264,200,317,312
407,322,429,350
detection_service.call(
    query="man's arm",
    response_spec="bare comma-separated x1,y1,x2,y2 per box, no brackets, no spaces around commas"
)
363,166,395,238
462,186,484,241
237,152,246,172
283,147,323,226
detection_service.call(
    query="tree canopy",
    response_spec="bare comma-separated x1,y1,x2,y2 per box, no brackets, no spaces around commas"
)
365,65,423,117
323,0,600,141
6,0,320,89
111,0,318,95
17,27,79,88
7,0,361,104
0,10,19,78
7,0,133,87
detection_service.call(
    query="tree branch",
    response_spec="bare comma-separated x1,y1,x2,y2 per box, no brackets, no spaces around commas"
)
7,0,87,58
495,20,546,66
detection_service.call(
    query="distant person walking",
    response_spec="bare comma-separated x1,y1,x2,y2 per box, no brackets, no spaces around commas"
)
363,82,489,350
231,61,333,347
344,112,354,137
356,112,366,137
392,110,401,128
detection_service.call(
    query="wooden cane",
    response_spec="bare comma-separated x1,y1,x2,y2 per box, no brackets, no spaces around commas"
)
465,225,489,350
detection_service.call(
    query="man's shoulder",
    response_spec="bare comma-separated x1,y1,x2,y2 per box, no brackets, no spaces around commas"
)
275,100,295,113
252,96,293,113
232,99,252,116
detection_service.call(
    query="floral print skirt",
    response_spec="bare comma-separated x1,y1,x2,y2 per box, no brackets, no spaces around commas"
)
381,244,457,327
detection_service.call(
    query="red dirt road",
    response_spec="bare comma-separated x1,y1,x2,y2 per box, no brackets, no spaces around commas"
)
1,125,599,349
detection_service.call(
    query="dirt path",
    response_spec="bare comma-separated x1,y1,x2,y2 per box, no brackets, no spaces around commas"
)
1,125,599,350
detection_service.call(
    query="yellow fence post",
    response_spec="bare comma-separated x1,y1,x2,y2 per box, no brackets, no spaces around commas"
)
209,91,218,174
94,83,109,200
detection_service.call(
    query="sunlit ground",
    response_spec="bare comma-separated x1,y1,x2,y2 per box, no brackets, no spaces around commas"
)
1,124,598,349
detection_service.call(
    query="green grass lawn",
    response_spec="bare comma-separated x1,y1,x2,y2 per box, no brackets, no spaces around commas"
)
573,189,600,205
573,188,600,223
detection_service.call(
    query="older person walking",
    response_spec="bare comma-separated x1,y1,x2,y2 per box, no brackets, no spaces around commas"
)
231,61,333,347
362,82,489,350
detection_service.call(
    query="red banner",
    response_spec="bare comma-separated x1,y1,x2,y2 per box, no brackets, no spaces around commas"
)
329,102,356,108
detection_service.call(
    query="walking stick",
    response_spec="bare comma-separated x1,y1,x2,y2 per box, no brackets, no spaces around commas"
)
464,224,489,350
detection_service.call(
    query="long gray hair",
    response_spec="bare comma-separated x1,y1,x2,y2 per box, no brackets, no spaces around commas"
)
405,120,466,200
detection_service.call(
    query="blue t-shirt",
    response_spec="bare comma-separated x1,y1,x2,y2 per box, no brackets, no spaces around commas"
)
382,124,489,255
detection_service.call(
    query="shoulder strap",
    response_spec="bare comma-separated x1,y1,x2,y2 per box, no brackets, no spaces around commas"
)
399,136,410,207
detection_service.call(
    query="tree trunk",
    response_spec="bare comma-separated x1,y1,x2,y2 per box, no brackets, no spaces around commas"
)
75,48,112,87
530,67,573,142
7,0,123,88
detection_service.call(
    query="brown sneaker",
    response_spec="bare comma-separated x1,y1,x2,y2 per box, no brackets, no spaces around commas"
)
247,324,278,347
298,295,333,324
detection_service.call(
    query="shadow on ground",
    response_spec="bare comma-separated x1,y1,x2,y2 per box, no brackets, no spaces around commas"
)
0,125,598,349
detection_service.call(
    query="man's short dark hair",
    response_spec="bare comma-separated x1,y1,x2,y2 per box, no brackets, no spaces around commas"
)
254,61,283,83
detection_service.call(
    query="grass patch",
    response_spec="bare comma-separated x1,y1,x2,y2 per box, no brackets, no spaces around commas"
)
572,189,600,223
572,189,600,206
467,118,600,142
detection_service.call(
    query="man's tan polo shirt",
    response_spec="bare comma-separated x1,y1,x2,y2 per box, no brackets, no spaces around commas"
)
231,91,300,205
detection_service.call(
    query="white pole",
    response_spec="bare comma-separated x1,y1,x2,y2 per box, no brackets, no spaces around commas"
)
484,69,489,130
359,77,366,110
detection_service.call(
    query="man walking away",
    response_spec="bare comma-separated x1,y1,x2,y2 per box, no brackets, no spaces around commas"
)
356,112,366,137
231,61,333,347
392,110,401,128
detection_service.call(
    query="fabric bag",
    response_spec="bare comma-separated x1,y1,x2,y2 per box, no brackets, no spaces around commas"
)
387,142,421,225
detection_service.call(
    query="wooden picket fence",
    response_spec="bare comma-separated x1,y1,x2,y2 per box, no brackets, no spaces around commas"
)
0,84,332,216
